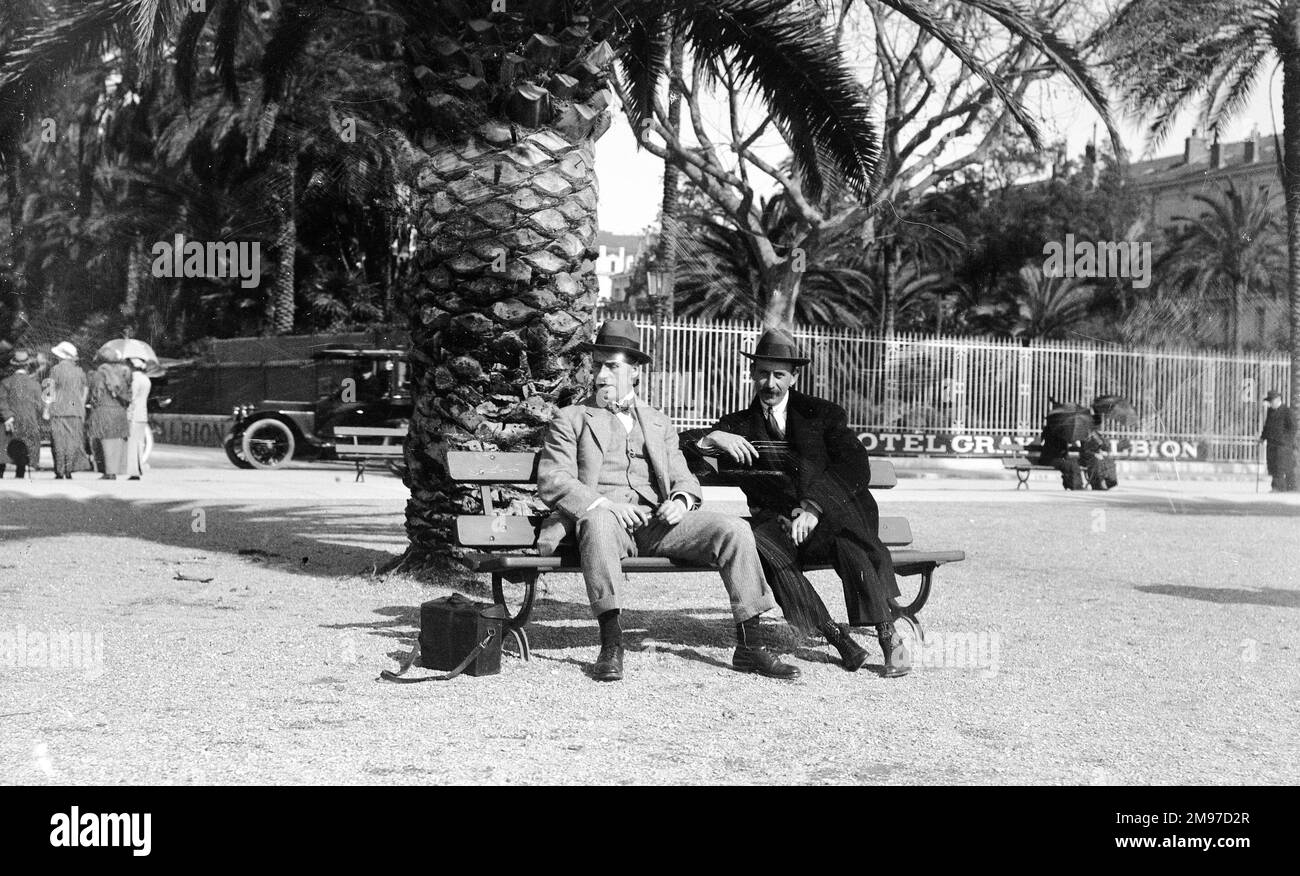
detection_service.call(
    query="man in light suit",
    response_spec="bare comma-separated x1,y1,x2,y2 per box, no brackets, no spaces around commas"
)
687,328,910,677
537,320,798,683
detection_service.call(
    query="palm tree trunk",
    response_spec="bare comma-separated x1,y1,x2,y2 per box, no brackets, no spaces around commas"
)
270,158,296,335
1232,279,1246,354
881,242,900,338
121,235,146,332
762,258,804,330
4,156,24,321
1284,49,1300,410
399,122,608,564
655,25,686,322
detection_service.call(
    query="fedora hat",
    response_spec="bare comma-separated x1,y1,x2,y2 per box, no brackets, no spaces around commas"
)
51,341,78,360
740,328,809,366
9,350,32,368
1265,390,1284,402
580,319,651,365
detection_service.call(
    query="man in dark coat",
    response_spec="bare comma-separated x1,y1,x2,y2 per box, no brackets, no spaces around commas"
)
1260,390,1297,492
686,328,909,678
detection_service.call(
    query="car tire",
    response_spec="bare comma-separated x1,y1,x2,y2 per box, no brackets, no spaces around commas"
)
224,432,254,469
240,419,296,469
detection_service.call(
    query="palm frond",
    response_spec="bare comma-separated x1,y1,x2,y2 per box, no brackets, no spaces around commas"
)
667,0,877,200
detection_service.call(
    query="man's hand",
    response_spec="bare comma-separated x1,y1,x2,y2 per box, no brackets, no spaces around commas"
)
704,430,759,466
789,506,819,546
606,502,651,531
2,418,11,433
654,497,689,526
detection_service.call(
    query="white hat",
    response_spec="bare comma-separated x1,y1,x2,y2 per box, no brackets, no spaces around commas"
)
51,341,78,360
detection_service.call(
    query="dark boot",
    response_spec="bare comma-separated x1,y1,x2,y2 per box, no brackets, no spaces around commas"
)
592,643,624,682
592,609,624,682
819,622,869,672
733,616,801,680
876,620,911,678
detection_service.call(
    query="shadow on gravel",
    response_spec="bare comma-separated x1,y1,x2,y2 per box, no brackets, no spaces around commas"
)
0,494,400,577
1135,584,1300,608
1094,492,1300,517
340,597,839,674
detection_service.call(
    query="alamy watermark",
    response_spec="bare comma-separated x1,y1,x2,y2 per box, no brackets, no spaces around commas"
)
151,233,261,289
1043,233,1151,289
912,629,1001,677
1,626,104,679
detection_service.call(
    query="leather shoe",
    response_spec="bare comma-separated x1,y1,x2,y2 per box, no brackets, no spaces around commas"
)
820,622,869,672
592,643,624,682
733,645,801,680
879,629,912,678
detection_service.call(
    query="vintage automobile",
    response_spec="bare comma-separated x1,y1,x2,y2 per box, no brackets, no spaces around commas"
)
223,347,412,469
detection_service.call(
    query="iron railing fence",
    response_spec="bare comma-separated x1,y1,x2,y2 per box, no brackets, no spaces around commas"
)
602,315,1291,462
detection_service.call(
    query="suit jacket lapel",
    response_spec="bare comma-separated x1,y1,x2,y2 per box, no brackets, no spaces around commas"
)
636,402,670,498
582,403,609,454
746,397,767,440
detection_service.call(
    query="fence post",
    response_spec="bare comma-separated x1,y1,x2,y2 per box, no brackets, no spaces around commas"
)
1081,350,1097,405
1015,347,1034,437
813,335,830,397
950,346,968,431
884,338,902,426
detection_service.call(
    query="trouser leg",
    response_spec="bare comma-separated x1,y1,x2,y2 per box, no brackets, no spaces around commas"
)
575,508,636,617
798,521,899,628
638,510,777,623
750,517,832,636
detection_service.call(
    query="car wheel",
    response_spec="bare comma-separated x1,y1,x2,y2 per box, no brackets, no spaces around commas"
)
241,419,296,469
224,431,254,469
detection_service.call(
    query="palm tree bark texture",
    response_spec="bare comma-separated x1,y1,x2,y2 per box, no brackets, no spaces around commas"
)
405,120,609,562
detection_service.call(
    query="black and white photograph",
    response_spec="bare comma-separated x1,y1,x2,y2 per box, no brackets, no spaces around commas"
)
0,0,1296,843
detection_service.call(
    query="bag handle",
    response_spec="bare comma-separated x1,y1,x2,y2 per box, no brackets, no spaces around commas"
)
378,627,497,684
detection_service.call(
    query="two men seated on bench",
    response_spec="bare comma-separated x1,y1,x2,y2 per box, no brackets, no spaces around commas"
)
685,328,910,678
537,320,799,683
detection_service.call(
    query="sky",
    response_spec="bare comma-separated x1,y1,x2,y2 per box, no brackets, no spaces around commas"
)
593,52,1285,236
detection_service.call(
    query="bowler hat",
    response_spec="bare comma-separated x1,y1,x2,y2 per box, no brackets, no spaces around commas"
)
1265,390,1284,402
580,319,651,365
740,328,809,366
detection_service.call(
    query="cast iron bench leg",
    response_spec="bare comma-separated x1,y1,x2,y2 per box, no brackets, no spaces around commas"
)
1016,468,1030,490
889,565,935,643
354,459,366,482
492,571,536,661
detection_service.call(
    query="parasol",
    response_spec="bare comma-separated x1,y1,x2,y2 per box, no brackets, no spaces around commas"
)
96,338,159,365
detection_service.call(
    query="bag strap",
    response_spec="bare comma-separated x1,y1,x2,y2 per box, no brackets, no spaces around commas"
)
378,627,497,684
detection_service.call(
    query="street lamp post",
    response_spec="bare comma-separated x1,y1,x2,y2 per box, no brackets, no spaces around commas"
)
645,269,668,401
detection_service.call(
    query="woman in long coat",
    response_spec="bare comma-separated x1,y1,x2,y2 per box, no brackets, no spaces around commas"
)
86,360,131,479
0,351,46,478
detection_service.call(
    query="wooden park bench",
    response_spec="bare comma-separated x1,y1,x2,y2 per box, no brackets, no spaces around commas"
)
448,450,965,661
333,425,407,482
1001,443,1088,490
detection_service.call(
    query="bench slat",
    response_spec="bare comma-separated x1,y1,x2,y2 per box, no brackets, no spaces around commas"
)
465,548,963,576
334,426,408,437
446,451,896,488
447,451,539,483
456,514,914,549
336,445,405,456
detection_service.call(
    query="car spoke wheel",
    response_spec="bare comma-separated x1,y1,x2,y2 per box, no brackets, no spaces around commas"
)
224,432,254,469
241,419,295,469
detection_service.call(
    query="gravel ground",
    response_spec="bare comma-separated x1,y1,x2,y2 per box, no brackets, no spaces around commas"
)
1,450,1298,785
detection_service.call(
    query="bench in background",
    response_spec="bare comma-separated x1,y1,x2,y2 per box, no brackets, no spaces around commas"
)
333,425,406,482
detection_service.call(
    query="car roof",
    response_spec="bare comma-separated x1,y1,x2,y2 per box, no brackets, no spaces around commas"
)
310,347,409,361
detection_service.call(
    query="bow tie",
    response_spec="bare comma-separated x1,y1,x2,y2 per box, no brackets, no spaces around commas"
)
604,399,634,416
